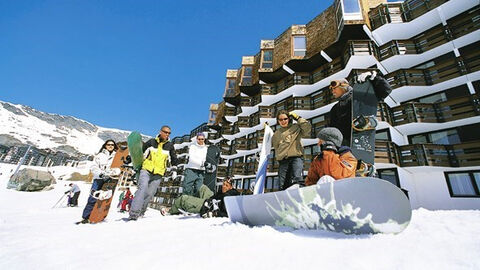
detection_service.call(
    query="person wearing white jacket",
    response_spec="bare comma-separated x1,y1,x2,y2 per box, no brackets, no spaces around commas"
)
182,133,209,196
79,139,119,224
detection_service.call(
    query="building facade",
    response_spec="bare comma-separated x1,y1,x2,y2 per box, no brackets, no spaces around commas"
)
165,0,480,210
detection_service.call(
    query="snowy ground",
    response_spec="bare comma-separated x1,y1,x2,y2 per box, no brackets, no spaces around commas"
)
1,168,480,269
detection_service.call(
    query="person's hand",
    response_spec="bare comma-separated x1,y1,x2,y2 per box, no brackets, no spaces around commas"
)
357,70,377,83
288,111,300,120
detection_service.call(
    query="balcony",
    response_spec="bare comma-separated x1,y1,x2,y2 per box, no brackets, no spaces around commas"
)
293,96,313,111
217,166,227,178
369,0,449,30
208,132,220,140
182,135,191,143
240,94,262,107
224,106,241,117
235,137,249,151
237,117,250,128
232,163,246,175
259,106,275,118
261,85,276,95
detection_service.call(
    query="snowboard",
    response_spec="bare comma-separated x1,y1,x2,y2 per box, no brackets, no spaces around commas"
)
204,145,221,193
127,131,143,170
351,81,378,165
88,178,119,223
224,177,412,235
111,142,129,168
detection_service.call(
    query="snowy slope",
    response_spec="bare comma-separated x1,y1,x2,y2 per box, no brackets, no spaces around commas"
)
0,100,146,155
0,168,479,269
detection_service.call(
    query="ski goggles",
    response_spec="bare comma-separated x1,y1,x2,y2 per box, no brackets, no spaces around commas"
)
329,79,349,89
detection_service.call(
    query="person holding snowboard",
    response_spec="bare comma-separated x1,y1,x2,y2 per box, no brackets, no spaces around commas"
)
129,125,179,220
65,183,81,207
182,133,209,196
161,177,239,218
79,139,120,224
328,71,392,146
272,110,312,190
305,127,357,186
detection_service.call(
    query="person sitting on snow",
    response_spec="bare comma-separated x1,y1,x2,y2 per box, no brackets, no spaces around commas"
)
65,183,81,207
305,127,357,186
161,177,239,218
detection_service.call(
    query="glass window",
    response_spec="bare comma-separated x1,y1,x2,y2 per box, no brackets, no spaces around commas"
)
446,172,478,196
378,169,400,187
272,176,280,189
343,0,361,13
224,79,236,97
261,50,273,69
241,66,253,85
430,130,460,144
293,36,306,57
376,129,390,141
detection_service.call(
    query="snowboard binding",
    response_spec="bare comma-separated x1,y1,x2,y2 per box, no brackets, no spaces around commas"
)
356,160,376,177
92,190,113,200
352,115,378,132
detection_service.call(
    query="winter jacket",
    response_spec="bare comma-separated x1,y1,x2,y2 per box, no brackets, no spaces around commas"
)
305,147,357,186
185,141,208,170
90,149,116,179
68,184,81,193
142,136,179,175
204,188,241,217
329,91,352,147
272,118,312,161
329,75,392,147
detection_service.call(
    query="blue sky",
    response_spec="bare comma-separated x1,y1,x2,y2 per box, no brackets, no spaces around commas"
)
0,0,334,138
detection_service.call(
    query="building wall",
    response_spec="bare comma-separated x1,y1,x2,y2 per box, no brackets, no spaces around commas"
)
273,27,293,71
306,6,337,58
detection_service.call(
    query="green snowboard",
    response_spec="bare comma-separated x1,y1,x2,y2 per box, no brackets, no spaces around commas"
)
127,131,143,170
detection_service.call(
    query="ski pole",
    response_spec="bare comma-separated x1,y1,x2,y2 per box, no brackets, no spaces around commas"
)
52,193,67,209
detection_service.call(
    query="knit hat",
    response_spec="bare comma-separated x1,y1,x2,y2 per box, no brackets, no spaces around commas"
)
317,127,343,147
196,132,205,138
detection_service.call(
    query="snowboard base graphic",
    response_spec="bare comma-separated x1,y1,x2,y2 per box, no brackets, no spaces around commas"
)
225,177,411,235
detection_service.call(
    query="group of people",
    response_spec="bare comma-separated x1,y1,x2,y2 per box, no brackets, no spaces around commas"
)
75,71,391,222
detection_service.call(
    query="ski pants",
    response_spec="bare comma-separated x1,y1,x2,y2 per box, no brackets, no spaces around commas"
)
170,185,213,215
82,178,105,219
182,168,205,196
278,157,304,190
70,191,80,206
129,169,162,219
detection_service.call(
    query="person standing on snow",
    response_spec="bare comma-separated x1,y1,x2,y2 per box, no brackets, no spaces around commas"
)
305,127,357,186
65,183,81,207
328,71,392,147
272,110,312,190
120,187,133,212
182,133,209,196
79,139,120,224
129,125,179,220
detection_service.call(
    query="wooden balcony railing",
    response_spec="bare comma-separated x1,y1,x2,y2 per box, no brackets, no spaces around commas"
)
225,106,241,117
237,116,250,128
388,94,480,126
261,85,276,95
293,96,313,110
402,0,448,22
235,138,249,150
233,163,246,175
259,106,275,118
217,166,227,178
182,135,191,143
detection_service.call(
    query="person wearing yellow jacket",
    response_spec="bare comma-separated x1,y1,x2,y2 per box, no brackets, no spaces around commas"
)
129,125,178,220
272,110,312,190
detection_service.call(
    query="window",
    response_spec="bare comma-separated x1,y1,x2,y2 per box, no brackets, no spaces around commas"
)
224,79,236,97
293,36,306,57
343,0,361,13
376,129,391,141
445,171,480,197
261,50,273,69
241,66,253,85
377,168,400,187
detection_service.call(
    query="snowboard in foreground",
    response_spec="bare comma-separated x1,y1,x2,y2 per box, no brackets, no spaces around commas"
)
351,81,378,165
225,177,411,234
127,131,143,170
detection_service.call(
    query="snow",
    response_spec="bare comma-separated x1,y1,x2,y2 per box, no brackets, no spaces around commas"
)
0,166,479,270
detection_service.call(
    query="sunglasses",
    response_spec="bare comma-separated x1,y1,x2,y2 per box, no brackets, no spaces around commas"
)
161,130,171,134
197,138,205,141
106,144,115,146
278,117,289,121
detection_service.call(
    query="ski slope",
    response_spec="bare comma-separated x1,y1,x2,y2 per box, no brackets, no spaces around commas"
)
0,166,479,270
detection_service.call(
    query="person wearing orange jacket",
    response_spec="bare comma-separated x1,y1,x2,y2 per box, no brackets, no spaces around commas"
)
305,127,357,186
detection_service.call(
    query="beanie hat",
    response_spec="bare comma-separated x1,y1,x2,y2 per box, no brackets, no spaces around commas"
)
196,132,205,138
317,127,343,147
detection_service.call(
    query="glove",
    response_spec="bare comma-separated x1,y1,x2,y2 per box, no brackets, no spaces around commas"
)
65,191,69,194
320,141,338,153
357,70,377,83
99,173,109,179
288,111,300,120
107,168,121,177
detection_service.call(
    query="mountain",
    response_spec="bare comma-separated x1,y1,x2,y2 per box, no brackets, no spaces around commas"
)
0,100,148,156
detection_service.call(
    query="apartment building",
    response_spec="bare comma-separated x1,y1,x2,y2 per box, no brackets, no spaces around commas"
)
164,0,480,211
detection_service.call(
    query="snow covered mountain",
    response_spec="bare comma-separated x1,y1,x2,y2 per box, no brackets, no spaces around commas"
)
0,100,145,156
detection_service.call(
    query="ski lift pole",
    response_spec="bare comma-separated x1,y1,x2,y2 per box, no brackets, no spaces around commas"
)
7,145,32,189
52,193,67,208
